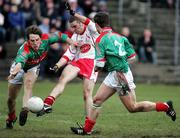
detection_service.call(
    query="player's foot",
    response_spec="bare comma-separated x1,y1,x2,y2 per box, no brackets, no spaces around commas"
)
6,117,17,129
36,104,52,117
70,122,91,135
166,101,176,121
19,107,29,126
71,127,91,135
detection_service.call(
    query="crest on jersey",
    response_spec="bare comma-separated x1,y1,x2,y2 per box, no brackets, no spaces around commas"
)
80,44,91,53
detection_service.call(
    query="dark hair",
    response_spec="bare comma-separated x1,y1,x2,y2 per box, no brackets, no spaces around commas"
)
94,12,110,28
69,16,80,23
26,25,42,39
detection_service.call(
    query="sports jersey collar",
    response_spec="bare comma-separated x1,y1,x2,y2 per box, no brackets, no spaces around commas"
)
102,27,112,32
27,41,39,52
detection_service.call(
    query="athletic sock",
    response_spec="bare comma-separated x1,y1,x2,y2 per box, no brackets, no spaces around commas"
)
84,117,96,133
44,96,55,106
156,102,169,112
7,110,16,121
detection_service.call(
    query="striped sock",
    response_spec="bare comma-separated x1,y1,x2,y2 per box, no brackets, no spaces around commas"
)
156,102,169,112
84,117,96,133
44,96,55,106
7,110,16,121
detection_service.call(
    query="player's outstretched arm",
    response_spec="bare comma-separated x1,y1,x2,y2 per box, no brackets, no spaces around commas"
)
8,63,22,80
65,2,87,23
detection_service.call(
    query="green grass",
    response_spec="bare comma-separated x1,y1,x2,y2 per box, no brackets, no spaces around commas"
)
0,80,180,138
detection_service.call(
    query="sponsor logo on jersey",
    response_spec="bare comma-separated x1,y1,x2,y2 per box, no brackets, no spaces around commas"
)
80,44,91,53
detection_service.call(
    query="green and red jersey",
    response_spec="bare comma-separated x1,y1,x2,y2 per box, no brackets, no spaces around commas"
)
95,27,136,73
14,32,68,71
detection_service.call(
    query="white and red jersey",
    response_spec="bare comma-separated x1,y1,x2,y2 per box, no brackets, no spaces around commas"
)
62,18,99,80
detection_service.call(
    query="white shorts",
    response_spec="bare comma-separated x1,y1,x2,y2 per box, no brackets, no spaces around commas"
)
8,62,40,85
103,68,136,96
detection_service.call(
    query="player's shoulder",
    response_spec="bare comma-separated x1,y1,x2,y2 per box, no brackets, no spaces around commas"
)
19,42,31,54
96,32,109,43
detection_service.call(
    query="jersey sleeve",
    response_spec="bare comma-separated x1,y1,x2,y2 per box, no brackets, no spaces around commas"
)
85,18,98,35
14,45,29,68
48,32,68,44
124,37,136,59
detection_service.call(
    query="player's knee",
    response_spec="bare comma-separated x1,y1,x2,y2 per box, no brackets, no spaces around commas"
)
93,97,103,106
83,89,92,101
24,79,34,89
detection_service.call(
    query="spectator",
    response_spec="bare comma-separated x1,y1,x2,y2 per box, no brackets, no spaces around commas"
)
8,4,25,41
137,29,157,64
121,26,136,51
20,0,35,27
79,0,97,17
0,44,7,59
97,0,108,12
0,12,6,42
38,17,50,33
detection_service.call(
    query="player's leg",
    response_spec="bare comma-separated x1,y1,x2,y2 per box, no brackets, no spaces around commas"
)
71,82,116,135
82,78,95,116
6,83,22,129
118,69,176,121
6,63,24,129
43,64,80,108
19,66,38,126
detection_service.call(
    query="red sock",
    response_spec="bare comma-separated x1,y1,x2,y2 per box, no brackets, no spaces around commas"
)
44,96,55,106
156,102,168,112
84,117,96,133
7,111,16,121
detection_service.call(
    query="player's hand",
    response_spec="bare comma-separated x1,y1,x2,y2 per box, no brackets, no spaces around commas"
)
7,73,17,80
74,41,82,47
65,2,75,16
49,64,59,73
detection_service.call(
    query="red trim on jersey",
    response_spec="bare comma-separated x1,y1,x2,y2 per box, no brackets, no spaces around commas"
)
23,43,30,54
96,32,108,43
41,33,49,40
64,31,73,38
26,52,47,64
98,58,106,62
128,53,136,59
80,24,86,35
62,55,70,62
84,18,90,25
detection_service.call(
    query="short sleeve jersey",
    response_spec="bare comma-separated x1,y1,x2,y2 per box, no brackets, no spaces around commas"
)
62,18,99,61
15,33,68,71
95,27,136,73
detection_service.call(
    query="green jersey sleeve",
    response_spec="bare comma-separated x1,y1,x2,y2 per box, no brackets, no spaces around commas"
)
48,32,68,44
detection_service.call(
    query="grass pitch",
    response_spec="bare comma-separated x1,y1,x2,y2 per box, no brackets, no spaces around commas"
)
0,80,180,138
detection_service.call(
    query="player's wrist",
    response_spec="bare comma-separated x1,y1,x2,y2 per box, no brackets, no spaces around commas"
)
70,10,75,16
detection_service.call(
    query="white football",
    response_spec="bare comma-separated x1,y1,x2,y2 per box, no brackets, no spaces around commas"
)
27,96,44,113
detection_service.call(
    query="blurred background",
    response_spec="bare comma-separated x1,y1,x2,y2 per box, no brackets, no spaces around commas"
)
0,0,180,84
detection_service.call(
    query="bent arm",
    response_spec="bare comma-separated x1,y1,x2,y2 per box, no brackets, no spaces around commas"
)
74,13,87,24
